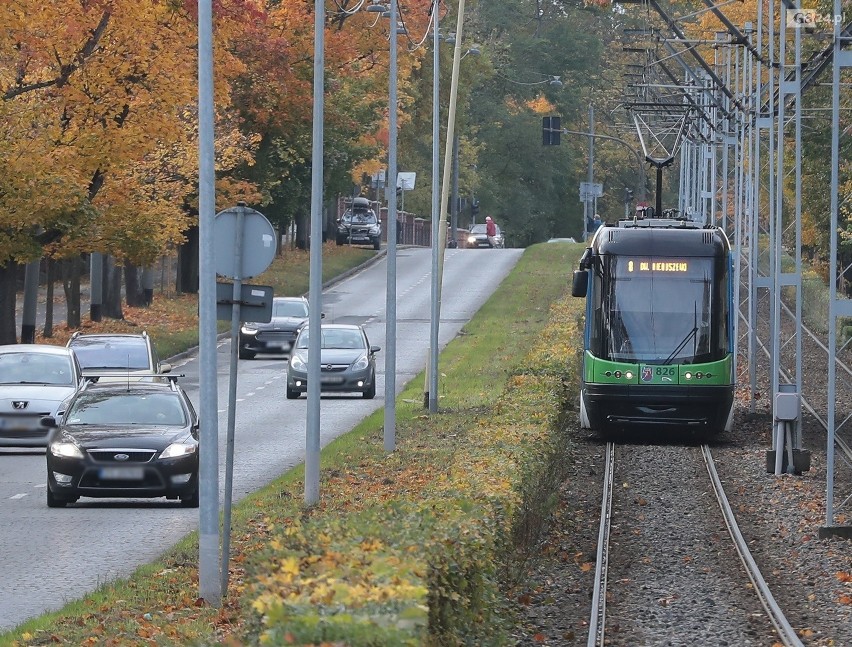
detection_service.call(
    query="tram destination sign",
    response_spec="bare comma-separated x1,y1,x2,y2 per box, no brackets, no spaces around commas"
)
616,257,702,277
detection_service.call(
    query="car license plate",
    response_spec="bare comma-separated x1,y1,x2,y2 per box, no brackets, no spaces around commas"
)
100,467,145,480
0,416,38,431
321,376,344,384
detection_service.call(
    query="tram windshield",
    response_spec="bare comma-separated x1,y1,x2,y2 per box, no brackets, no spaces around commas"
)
597,256,719,364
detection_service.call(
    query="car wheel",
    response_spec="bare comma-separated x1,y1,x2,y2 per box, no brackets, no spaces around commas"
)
373,239,381,251
47,487,73,508
286,386,301,399
180,489,200,508
239,347,255,360
336,237,345,246
363,378,376,399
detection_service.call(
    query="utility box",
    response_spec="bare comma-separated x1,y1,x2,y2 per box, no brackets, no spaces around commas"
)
774,390,799,421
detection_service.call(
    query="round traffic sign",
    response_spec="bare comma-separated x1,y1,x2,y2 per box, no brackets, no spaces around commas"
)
213,205,277,279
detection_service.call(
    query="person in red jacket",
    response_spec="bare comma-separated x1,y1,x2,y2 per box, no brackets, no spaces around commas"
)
485,216,497,247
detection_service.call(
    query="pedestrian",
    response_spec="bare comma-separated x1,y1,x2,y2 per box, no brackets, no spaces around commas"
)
485,215,498,248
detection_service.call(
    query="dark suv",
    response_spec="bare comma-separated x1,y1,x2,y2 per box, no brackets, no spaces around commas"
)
335,197,382,250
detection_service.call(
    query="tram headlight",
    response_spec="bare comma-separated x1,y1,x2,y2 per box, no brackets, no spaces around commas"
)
625,371,633,380
684,372,693,380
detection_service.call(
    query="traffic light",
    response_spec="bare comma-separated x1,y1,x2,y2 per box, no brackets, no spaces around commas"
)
624,187,634,204
542,116,561,146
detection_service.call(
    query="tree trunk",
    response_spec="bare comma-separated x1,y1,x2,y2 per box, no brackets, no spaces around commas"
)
295,212,308,250
103,256,124,319
176,224,199,294
61,256,82,329
124,263,144,307
0,261,18,344
44,259,54,338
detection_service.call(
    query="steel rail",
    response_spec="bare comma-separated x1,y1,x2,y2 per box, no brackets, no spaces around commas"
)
586,441,614,647
701,445,805,646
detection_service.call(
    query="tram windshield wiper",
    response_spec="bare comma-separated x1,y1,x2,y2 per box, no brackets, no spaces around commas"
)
663,327,697,365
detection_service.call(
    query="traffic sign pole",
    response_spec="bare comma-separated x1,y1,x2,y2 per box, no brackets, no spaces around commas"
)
212,203,276,597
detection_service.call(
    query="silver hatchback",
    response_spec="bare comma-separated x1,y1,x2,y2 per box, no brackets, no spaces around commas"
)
0,344,85,447
286,324,380,399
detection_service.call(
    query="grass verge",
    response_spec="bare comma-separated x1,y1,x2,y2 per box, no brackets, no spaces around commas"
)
4,242,585,646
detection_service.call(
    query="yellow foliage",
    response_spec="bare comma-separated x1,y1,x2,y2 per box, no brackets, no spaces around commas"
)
526,95,557,115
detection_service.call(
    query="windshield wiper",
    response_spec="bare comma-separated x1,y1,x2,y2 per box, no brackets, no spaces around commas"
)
663,327,698,365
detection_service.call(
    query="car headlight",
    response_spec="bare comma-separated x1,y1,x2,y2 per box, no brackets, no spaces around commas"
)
49,441,84,459
352,354,369,371
290,354,307,371
468,236,476,243
369,226,380,234
160,442,197,459
240,324,258,334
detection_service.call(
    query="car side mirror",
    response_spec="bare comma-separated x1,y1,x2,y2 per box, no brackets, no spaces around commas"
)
321,312,326,319
41,416,58,428
160,362,172,374
571,270,588,298
370,345,381,354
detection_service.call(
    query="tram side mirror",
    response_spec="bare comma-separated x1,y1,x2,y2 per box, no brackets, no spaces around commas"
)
571,269,588,298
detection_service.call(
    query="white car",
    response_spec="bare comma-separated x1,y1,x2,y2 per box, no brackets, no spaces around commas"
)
0,344,85,447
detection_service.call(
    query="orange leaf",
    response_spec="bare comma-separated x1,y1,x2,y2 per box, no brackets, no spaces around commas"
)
533,633,547,642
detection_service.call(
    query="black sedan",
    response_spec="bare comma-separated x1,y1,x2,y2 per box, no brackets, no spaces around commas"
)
43,379,199,508
239,296,316,359
286,324,380,399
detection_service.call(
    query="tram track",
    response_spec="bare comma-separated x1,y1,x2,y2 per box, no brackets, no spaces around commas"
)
512,246,852,646
586,442,803,647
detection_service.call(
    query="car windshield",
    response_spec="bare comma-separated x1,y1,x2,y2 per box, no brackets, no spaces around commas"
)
342,211,377,225
295,329,364,350
65,392,187,426
69,337,150,370
470,224,500,235
0,352,75,385
272,300,309,318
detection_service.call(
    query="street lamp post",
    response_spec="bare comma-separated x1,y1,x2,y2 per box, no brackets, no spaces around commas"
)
384,0,399,452
427,0,441,412
305,0,326,506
